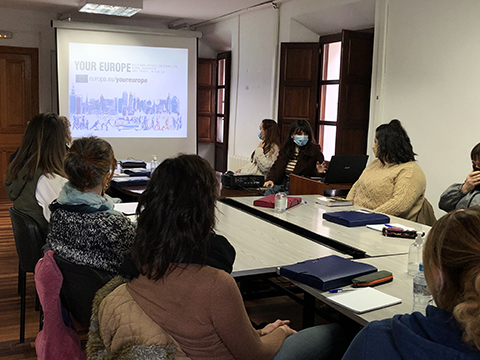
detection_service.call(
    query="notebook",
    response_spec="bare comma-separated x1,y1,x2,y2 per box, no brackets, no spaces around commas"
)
319,155,369,184
327,287,402,314
253,194,302,209
279,255,377,291
323,210,390,227
114,202,138,215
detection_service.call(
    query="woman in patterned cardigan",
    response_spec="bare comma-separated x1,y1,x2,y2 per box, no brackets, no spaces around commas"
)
47,136,135,274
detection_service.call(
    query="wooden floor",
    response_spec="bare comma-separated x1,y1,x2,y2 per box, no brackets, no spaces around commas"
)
0,203,325,359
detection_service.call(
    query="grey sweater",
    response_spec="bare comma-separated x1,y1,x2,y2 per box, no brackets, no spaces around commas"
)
47,208,135,274
438,183,480,212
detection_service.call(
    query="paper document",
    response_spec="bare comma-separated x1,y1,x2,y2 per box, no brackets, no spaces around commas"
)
114,202,139,215
326,287,401,314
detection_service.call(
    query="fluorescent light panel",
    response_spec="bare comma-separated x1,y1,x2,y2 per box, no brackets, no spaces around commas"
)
78,0,142,17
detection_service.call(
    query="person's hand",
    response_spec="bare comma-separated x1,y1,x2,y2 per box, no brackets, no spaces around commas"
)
317,160,329,174
260,320,290,336
235,169,241,173
461,169,480,193
279,324,297,338
264,180,274,188
258,140,265,148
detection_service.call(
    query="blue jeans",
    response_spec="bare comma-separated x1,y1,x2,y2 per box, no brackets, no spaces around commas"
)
272,323,347,360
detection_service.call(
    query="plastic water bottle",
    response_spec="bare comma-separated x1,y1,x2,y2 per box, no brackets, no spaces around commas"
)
407,234,424,276
275,192,287,213
412,263,431,315
151,155,158,171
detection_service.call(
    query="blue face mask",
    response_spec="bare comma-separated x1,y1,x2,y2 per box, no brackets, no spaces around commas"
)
293,135,308,147
258,130,263,140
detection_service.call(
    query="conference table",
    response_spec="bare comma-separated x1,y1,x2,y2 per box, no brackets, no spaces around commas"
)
118,197,427,327
222,195,431,258
214,202,349,277
118,201,349,279
293,254,414,327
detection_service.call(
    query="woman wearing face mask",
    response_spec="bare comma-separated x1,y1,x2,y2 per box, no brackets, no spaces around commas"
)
439,142,480,212
236,119,281,177
263,119,325,195
346,119,435,225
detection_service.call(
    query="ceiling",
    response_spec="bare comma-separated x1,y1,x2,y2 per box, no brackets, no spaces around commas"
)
0,0,375,33
0,0,273,27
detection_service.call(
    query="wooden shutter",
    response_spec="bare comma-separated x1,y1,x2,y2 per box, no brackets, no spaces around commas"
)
277,43,319,142
335,30,374,155
197,58,216,143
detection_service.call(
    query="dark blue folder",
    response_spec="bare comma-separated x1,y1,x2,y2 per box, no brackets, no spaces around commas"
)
322,210,390,227
279,255,377,291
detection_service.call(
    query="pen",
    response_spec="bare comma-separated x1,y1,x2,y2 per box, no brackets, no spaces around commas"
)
328,288,356,293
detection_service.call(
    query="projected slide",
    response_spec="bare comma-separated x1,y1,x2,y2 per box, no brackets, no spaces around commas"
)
68,43,188,138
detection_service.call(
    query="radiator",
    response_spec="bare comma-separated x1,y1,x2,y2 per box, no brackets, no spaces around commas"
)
229,155,250,170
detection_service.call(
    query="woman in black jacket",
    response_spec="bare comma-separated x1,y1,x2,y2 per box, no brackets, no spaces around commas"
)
264,119,325,195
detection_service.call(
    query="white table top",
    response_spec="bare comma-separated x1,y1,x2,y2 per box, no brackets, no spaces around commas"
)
288,254,415,325
226,195,432,257
215,202,349,278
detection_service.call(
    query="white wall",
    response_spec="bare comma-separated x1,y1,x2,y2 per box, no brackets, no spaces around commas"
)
198,7,279,167
374,0,480,217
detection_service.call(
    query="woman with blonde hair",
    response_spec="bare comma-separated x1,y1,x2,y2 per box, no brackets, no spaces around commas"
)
342,207,480,359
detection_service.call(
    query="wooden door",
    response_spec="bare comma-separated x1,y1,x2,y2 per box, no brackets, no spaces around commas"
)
335,30,374,155
277,43,319,142
0,46,39,203
197,59,216,143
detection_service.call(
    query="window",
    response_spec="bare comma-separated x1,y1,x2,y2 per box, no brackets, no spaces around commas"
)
318,40,341,161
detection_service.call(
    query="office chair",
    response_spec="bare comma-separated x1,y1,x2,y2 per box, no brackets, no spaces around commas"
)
53,254,114,327
9,207,47,343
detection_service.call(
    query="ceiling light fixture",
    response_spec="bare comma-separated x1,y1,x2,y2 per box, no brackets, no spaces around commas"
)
78,0,143,17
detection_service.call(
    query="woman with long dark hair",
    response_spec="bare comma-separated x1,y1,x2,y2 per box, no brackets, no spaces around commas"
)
346,119,434,223
91,154,346,360
5,113,70,236
264,119,325,195
343,207,480,360
236,119,281,176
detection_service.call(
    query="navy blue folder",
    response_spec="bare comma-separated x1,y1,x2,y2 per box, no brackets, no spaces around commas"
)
279,255,377,291
322,210,390,227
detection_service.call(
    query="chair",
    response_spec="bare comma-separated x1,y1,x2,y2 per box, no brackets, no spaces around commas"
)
9,207,46,343
53,254,113,327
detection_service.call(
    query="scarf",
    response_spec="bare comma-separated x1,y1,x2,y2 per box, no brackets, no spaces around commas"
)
49,182,121,215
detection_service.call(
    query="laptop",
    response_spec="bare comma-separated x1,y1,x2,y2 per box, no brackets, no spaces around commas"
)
318,155,369,184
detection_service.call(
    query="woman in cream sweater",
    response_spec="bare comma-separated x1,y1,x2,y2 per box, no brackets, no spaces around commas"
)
347,120,432,223
236,119,281,177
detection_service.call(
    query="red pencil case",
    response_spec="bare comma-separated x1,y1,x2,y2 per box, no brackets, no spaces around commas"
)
253,194,302,209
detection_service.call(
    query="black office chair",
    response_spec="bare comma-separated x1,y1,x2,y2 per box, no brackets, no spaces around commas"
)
8,207,46,343
53,254,114,327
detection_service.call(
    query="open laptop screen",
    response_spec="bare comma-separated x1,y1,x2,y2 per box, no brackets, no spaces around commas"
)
321,155,369,184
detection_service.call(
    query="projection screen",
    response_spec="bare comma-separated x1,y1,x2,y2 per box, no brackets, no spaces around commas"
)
54,21,201,161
